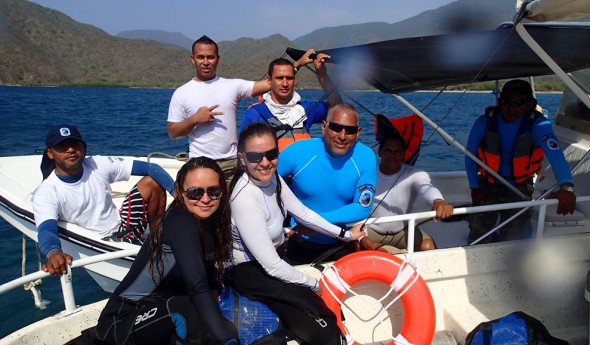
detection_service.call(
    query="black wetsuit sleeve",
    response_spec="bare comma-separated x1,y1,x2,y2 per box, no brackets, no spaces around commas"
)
165,208,238,343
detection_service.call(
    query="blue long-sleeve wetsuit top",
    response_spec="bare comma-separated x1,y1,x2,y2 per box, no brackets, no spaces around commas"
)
130,160,175,195
277,138,376,244
465,113,573,189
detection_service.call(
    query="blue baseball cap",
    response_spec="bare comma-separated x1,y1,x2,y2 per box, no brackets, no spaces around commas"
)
41,125,86,180
45,125,85,148
501,79,534,98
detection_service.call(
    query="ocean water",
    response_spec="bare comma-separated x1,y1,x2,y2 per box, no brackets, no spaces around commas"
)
0,86,561,337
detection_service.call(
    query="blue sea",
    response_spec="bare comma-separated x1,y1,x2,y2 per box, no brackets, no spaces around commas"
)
0,86,561,337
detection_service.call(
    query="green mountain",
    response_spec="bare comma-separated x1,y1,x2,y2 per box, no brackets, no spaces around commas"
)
117,30,194,51
0,0,564,90
0,0,196,86
294,0,516,49
0,0,346,88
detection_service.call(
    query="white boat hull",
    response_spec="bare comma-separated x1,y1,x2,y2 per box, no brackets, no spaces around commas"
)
1,236,589,344
0,155,184,292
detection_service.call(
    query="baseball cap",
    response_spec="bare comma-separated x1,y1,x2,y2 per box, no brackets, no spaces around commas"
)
41,125,86,180
45,125,85,148
501,79,534,98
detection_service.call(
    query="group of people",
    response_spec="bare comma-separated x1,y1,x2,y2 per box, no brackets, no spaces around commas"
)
33,35,577,344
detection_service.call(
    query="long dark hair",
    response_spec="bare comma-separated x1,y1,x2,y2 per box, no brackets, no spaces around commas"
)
229,122,285,217
148,157,232,285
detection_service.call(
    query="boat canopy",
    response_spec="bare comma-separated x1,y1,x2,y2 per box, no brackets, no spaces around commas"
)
519,0,590,22
286,22,590,93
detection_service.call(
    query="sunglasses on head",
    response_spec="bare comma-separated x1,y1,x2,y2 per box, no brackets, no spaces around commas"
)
243,148,279,163
184,186,223,201
500,97,528,107
327,122,359,135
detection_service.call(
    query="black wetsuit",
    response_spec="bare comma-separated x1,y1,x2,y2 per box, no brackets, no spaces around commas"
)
95,205,238,345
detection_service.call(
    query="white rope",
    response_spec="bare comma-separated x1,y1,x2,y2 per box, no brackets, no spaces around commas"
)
21,235,50,309
320,254,420,345
378,257,421,345
146,151,188,162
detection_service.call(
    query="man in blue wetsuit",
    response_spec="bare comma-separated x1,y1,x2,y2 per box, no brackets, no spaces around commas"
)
465,79,576,243
240,49,341,152
33,124,175,276
278,102,377,264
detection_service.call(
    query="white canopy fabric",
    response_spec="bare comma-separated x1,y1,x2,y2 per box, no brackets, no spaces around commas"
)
518,0,590,22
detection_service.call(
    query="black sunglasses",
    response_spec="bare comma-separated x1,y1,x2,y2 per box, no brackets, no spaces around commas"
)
184,186,223,201
51,139,84,151
500,97,528,107
243,148,279,163
327,122,359,135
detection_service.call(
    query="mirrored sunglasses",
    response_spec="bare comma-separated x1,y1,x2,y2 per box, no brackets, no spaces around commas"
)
184,186,223,201
244,148,279,163
500,97,527,107
327,122,359,135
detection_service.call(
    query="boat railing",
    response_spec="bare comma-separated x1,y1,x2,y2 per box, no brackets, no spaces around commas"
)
1,196,589,314
0,248,139,314
367,195,590,256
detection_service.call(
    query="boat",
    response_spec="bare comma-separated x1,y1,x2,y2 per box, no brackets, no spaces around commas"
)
0,155,185,293
2,0,590,343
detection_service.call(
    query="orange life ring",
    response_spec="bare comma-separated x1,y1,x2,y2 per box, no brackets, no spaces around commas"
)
320,251,435,345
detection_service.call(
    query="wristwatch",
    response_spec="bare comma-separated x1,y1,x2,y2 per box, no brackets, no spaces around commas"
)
338,227,347,239
560,184,575,193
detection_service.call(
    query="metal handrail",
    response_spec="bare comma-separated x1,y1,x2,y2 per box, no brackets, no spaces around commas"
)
2,196,589,310
0,248,139,312
365,195,590,257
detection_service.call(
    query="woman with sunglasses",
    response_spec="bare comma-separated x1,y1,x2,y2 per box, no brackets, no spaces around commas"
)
228,122,365,344
96,157,238,345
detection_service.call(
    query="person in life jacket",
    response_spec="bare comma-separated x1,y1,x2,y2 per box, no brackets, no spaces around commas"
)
465,79,576,243
239,49,342,152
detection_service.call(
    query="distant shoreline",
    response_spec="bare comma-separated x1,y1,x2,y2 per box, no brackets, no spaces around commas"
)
0,84,564,95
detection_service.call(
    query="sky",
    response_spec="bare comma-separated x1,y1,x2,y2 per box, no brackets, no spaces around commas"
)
28,0,456,42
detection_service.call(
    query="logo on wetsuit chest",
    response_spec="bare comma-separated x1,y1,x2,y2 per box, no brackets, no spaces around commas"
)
542,134,560,150
358,184,375,208
135,307,158,325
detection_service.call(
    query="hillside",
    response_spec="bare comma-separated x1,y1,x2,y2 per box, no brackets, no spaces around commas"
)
0,0,295,87
0,0,567,90
117,30,194,51
293,0,517,49
0,0,196,86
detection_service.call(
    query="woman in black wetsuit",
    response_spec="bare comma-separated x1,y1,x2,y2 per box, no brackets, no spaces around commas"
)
95,157,238,345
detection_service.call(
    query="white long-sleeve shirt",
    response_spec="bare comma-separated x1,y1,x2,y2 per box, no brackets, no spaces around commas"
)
230,173,348,289
371,163,443,234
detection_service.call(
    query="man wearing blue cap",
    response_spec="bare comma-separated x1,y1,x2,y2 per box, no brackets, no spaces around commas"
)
34,124,175,276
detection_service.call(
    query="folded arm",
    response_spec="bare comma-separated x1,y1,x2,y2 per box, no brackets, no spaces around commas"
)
131,160,175,195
